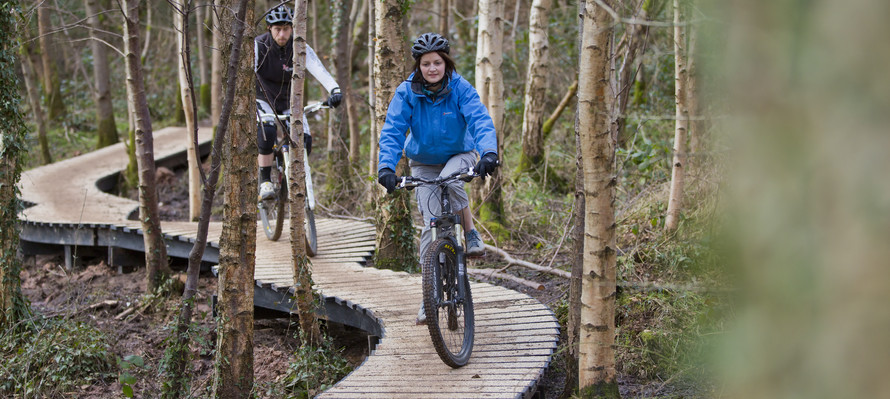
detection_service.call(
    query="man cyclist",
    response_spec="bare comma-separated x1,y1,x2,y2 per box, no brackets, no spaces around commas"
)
256,5,342,200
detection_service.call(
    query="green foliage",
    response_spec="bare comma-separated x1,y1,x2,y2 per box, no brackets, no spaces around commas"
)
118,354,145,398
0,316,114,396
612,178,726,390
281,329,353,399
159,309,215,399
615,289,722,382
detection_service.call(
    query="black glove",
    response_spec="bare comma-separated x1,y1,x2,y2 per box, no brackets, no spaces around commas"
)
326,88,342,108
378,168,397,194
474,153,499,178
303,133,312,156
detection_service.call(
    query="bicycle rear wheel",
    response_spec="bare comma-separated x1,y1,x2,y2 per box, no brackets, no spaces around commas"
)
259,158,287,241
422,238,474,368
304,202,317,256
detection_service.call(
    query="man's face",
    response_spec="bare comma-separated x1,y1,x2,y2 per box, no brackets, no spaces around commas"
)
270,23,292,47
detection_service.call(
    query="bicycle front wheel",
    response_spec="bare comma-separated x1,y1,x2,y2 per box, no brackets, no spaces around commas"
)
304,202,317,256
422,238,474,368
259,160,287,241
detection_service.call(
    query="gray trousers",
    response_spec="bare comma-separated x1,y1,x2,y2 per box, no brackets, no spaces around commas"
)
410,151,478,259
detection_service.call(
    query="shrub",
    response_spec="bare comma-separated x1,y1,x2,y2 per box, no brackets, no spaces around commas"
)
0,316,113,397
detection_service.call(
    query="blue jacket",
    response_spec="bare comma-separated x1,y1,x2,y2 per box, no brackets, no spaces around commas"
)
377,71,498,172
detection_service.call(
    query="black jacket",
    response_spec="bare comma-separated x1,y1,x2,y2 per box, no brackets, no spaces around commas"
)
255,32,293,113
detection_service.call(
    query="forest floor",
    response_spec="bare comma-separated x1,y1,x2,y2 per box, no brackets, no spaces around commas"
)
15,163,704,398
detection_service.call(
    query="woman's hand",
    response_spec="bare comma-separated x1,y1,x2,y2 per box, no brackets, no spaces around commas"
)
474,153,499,178
378,168,397,193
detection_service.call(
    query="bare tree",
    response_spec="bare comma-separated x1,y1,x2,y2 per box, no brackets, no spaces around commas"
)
345,0,362,162
85,0,119,149
612,0,651,146
122,0,172,292
665,0,689,232
518,0,552,176
473,0,507,229
37,2,65,120
325,0,358,204
366,0,377,178
440,0,451,33
163,0,253,395
212,0,257,397
286,0,323,346
685,15,702,163
210,3,222,129
18,50,52,165
577,0,620,396
373,0,417,271
195,0,210,112
172,1,202,221
0,7,29,329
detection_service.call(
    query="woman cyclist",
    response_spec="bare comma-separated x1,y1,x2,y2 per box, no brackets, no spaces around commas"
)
376,32,500,324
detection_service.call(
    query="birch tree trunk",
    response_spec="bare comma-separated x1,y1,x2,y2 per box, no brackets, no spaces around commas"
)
518,0,552,176
0,11,29,329
665,0,689,232
37,3,65,121
289,0,323,347
373,0,417,271
473,0,507,228
577,0,619,396
212,1,256,397
723,2,890,398
85,0,119,149
122,0,171,292
174,1,202,222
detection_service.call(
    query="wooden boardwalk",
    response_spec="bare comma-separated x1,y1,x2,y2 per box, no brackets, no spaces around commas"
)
18,127,559,399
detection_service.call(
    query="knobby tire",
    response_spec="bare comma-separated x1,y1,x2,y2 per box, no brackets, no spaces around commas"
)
422,238,474,368
260,156,286,241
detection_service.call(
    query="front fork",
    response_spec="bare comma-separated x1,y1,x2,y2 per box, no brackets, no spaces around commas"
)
280,145,316,211
430,217,468,300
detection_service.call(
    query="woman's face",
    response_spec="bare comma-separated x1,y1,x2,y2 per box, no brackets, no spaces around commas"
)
419,52,445,84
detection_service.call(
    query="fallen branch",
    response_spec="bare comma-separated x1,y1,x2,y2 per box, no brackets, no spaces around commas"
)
468,267,544,290
114,306,135,320
485,244,571,279
88,300,119,310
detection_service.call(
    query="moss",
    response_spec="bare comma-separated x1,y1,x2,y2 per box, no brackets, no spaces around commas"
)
577,382,621,399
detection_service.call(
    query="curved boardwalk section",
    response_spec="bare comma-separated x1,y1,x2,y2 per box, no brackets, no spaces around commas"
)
18,127,559,399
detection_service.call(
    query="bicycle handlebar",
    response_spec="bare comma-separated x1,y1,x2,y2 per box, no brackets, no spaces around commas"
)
396,168,478,190
256,101,331,122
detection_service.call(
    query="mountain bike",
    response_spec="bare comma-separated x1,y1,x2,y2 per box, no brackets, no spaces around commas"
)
256,101,328,256
398,168,477,368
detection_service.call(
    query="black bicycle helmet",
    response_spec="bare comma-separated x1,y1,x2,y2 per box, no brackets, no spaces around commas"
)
411,32,450,60
265,5,293,25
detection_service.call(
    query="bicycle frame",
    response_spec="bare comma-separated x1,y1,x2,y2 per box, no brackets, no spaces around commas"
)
400,169,477,301
258,101,328,209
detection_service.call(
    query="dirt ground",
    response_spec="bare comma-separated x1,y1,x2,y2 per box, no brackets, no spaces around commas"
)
20,252,371,398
